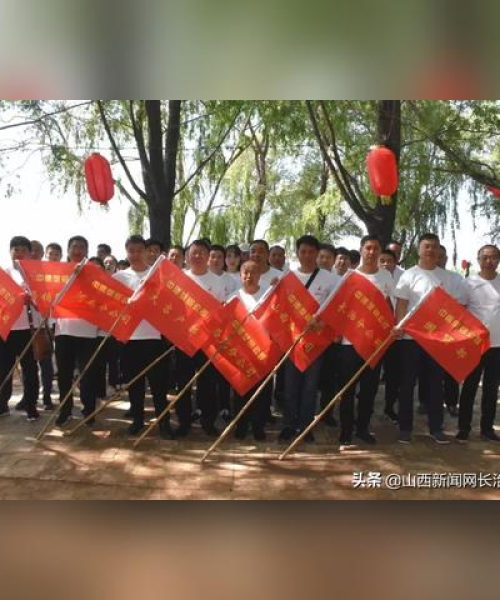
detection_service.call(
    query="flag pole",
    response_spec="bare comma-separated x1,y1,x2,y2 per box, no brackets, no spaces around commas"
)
278,287,436,461
35,257,162,441
200,331,306,463
0,259,85,397
133,287,282,449
65,345,176,436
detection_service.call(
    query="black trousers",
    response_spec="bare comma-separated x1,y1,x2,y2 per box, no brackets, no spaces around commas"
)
319,343,341,412
383,342,401,413
215,370,231,412
273,363,286,408
458,347,500,434
55,335,99,418
235,380,273,434
337,344,381,438
176,350,218,429
399,340,445,434
121,339,169,426
0,330,39,415
443,373,459,409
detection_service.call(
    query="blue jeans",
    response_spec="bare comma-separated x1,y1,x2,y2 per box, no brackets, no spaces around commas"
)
283,357,324,431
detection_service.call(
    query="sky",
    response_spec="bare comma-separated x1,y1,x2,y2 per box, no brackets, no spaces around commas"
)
0,123,495,270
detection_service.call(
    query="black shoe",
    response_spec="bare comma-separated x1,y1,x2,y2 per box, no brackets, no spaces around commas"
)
0,406,10,418
235,427,247,441
278,427,295,442
303,431,315,443
384,409,399,424
26,409,40,422
43,402,54,411
123,409,133,419
398,431,412,444
15,399,27,412
203,425,220,438
447,405,459,417
159,422,175,440
339,436,353,449
84,417,96,427
55,413,71,427
481,430,500,442
128,421,144,436
219,409,231,424
175,423,191,438
267,414,277,425
455,431,469,444
430,431,451,445
355,430,377,445
191,409,202,423
253,429,266,442
323,414,338,428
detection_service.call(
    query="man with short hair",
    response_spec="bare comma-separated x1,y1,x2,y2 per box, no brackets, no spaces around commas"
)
387,240,404,284
395,233,457,445
0,237,41,421
334,247,352,277
145,239,164,267
114,235,172,439
249,240,283,292
30,240,44,261
279,235,341,443
167,245,185,270
317,244,336,273
97,244,112,262
456,245,500,443
45,243,63,262
269,245,286,271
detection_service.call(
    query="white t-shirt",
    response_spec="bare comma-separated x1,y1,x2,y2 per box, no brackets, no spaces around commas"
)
259,267,284,292
395,265,457,340
464,274,500,347
6,266,42,331
393,265,404,286
114,267,161,341
233,286,266,312
447,270,468,305
185,270,226,303
55,318,99,339
217,271,240,301
292,267,341,306
228,272,242,286
342,268,394,346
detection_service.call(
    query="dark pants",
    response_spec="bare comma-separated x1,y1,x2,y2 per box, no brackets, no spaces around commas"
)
283,357,323,431
215,370,231,413
0,330,39,415
121,339,169,426
40,356,54,402
176,350,218,430
337,345,381,438
458,347,500,434
399,340,445,434
383,343,401,413
273,363,286,409
55,335,99,419
319,343,340,413
443,373,459,409
235,380,273,434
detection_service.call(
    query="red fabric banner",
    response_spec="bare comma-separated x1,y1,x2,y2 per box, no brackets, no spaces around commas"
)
128,260,222,357
201,298,282,396
18,260,75,318
52,263,140,341
319,271,395,366
0,267,26,341
253,272,335,372
400,286,490,382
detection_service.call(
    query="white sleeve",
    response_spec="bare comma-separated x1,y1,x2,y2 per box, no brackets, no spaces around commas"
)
395,270,411,301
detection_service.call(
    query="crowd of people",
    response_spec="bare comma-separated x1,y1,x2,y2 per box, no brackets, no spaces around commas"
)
0,231,499,450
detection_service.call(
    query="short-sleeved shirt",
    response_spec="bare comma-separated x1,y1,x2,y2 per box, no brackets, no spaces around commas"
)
185,270,226,303
233,287,267,312
464,274,500,347
259,267,284,292
292,267,342,306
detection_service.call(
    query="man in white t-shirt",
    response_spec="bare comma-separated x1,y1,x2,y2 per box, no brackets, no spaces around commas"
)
387,240,405,285
456,244,500,443
395,233,456,445
0,237,41,421
176,240,224,438
337,235,395,448
114,235,172,439
279,235,341,443
249,240,283,293
54,236,100,427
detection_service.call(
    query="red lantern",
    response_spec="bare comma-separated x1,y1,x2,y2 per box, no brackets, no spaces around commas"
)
461,259,468,270
488,186,500,198
84,153,114,204
366,146,398,201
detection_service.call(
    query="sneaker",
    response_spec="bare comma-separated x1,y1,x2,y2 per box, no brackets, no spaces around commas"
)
355,430,377,445
191,408,202,423
26,411,40,422
303,431,315,443
84,417,96,427
384,409,399,424
455,431,469,444
323,414,338,428
0,406,10,418
235,426,247,440
123,409,133,419
278,427,295,442
481,430,500,442
266,414,277,425
128,421,144,436
430,431,451,445
159,422,175,440
398,431,412,444
339,437,353,450
447,405,459,417
43,402,54,411
175,423,191,438
219,409,231,424
55,413,71,427
253,429,266,442
203,425,220,438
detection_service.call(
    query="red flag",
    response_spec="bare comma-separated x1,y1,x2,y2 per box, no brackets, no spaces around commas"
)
52,263,141,342
18,260,75,318
0,267,26,341
201,298,282,396
253,272,335,372
400,286,490,382
319,271,395,366
128,260,222,357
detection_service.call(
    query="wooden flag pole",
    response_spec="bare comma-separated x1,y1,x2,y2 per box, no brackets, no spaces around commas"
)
65,345,175,436
200,332,305,463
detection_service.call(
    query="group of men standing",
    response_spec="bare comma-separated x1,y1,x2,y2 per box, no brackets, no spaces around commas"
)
0,230,499,449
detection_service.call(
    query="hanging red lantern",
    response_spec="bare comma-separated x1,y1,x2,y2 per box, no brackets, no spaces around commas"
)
84,153,114,204
461,259,468,271
488,186,500,199
366,146,398,204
